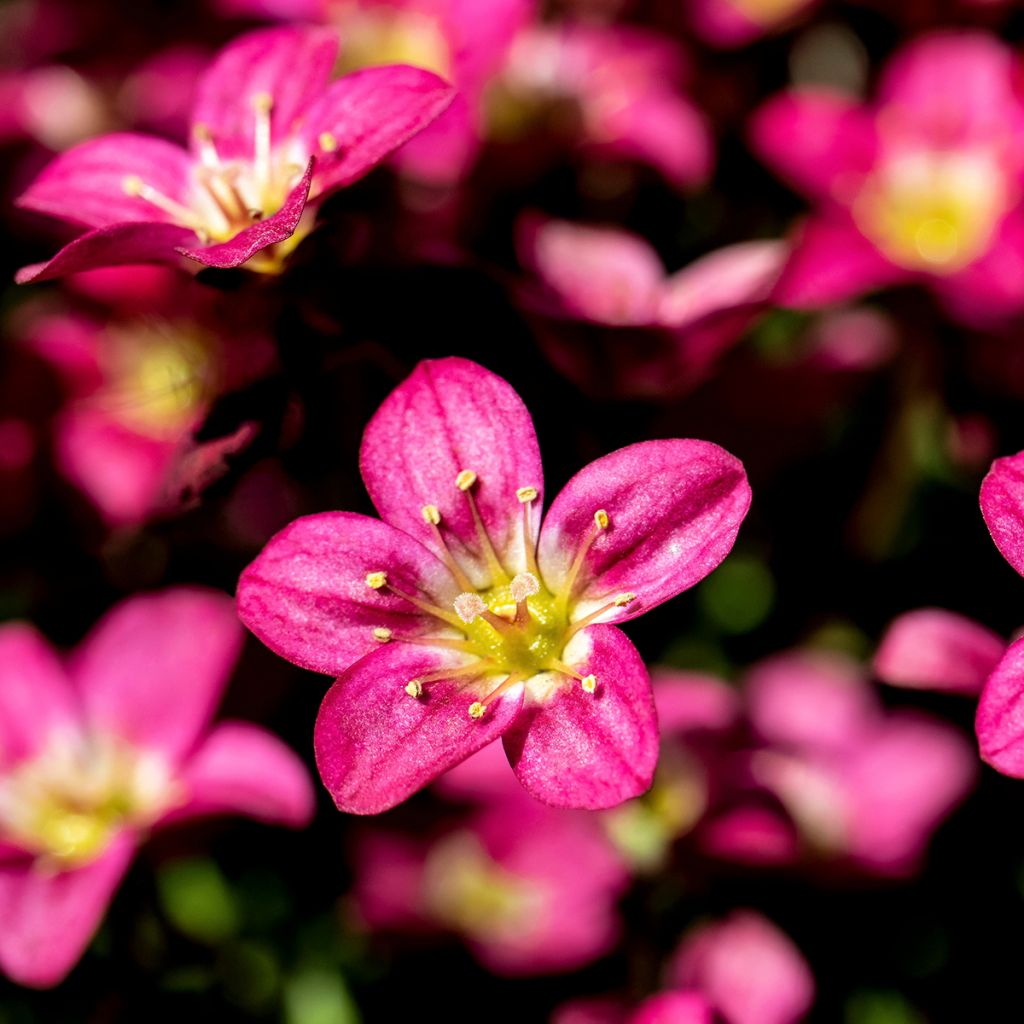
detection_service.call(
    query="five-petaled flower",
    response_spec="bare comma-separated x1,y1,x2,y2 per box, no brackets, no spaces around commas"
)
0,588,314,988
238,357,751,813
15,25,455,281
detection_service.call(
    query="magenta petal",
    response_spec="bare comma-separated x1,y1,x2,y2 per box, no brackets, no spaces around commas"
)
172,722,314,827
238,511,460,677
15,222,197,283
537,439,750,624
361,357,544,582
190,26,338,159
0,623,77,768
301,65,456,196
0,835,135,988
874,608,1005,696
71,588,242,765
16,133,193,230
981,450,1024,577
976,635,1024,776
314,645,524,814
503,625,657,810
177,159,313,269
632,992,713,1024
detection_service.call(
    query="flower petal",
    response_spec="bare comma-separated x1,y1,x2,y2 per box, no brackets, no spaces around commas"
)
314,645,524,814
177,158,313,269
16,133,193,230
0,834,135,988
632,992,714,1024
237,511,461,677
171,722,314,827
502,625,657,810
15,222,197,284
301,65,457,196
981,450,1024,578
361,357,544,584
70,588,242,765
190,26,338,159
537,439,750,624
873,608,1004,696
976,634,1024,776
0,624,78,769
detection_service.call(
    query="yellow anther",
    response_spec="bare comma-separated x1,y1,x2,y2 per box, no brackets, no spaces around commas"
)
422,504,441,525
405,679,423,698
614,592,637,607
122,174,144,196
373,627,393,642
192,123,212,142
594,509,609,530
516,486,538,503
582,674,597,694
365,571,388,590
468,701,486,719
318,131,338,152
456,469,478,491
251,91,274,112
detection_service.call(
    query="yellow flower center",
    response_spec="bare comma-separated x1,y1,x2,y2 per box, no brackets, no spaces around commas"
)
335,7,452,81
729,0,809,24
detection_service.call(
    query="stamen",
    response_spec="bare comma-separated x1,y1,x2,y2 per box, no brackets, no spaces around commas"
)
251,91,274,193
318,131,338,153
516,486,538,503
454,592,486,623
456,470,477,491
468,701,486,719
517,486,540,576
373,627,393,642
405,680,423,698
467,672,525,718
422,504,474,591
192,124,222,167
422,504,441,525
545,659,585,682
365,571,464,629
556,508,611,614
455,469,509,586
594,509,610,529
510,572,540,603
565,592,638,639
581,674,598,694
121,175,204,232
366,571,388,589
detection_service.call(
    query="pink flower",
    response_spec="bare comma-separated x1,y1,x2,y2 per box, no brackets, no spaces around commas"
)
685,0,817,48
15,25,455,281
0,588,314,988
238,357,751,813
554,992,714,1024
517,215,787,398
752,32,1024,326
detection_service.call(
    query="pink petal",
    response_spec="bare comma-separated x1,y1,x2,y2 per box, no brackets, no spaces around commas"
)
0,623,78,769
171,721,314,827
360,357,544,585
390,95,482,186
190,26,338,160
314,645,524,814
238,511,460,677
651,669,741,734
698,805,800,866
351,829,429,930
15,133,193,230
503,625,658,810
632,992,714,1024
668,911,815,1024
874,609,1005,696
980,450,1024,578
70,588,242,765
0,835,135,988
301,65,456,196
177,159,314,269
976,634,1024,776
773,216,910,308
552,998,628,1024
749,89,876,203
434,740,521,801
537,440,750,625
15,222,197,284
687,0,811,48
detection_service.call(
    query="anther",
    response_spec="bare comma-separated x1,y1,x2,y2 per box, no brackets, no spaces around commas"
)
456,469,478,491
365,571,388,590
468,701,486,719
582,674,597,694
250,91,273,113
421,504,441,525
510,572,540,603
373,627,393,642
405,680,423,698
516,486,538,503
614,592,637,607
594,509,610,530
454,592,486,623
318,131,338,152
122,175,144,196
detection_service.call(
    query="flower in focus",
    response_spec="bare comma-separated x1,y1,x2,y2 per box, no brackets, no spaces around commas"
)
238,356,750,812
0,588,314,988
752,31,1024,326
15,25,455,281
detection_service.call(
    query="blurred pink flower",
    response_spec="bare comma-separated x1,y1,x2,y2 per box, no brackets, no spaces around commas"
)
685,0,817,49
0,588,314,988
554,991,714,1024
238,356,750,813
15,25,454,280
752,31,1024,326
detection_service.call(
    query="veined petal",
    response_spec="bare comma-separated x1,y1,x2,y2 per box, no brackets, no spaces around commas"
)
0,624,78,769
238,511,461,678
190,26,338,159
981,451,1024,578
361,357,544,584
15,222,197,284
874,609,1004,696
171,722,314,827
976,634,1024,776
502,625,658,810
301,65,457,196
0,834,135,988
16,134,193,230
177,159,314,269
314,645,523,815
70,588,242,765
537,440,750,624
